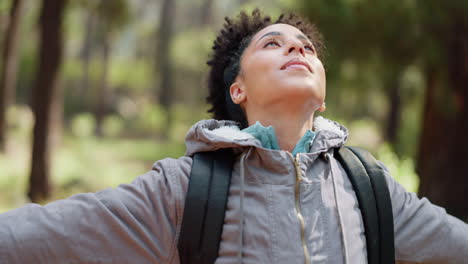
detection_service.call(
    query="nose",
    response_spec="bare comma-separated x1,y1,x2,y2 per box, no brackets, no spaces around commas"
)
284,38,305,56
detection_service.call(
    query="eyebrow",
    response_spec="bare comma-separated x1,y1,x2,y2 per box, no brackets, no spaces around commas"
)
296,34,311,43
256,31,282,43
256,31,312,44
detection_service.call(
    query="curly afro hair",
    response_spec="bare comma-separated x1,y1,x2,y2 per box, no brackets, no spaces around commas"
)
206,9,325,128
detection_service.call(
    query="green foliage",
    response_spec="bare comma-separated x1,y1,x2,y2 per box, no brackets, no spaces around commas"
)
50,134,184,202
64,56,150,90
0,144,30,212
97,0,132,36
376,143,419,193
169,103,211,143
415,0,468,68
235,1,284,18
171,28,214,72
71,112,95,138
102,115,125,138
16,40,38,103
346,118,383,152
395,66,424,158
7,105,33,137
336,116,420,193
131,103,167,136
0,0,10,14
0,115,186,212
110,59,153,92
7,0,465,212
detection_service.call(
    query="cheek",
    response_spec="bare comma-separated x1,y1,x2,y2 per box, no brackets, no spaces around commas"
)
242,56,278,94
319,68,326,88
245,54,275,76
314,59,326,77
244,74,273,102
314,61,326,88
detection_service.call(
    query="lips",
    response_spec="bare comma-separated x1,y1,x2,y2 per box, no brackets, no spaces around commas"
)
281,58,312,73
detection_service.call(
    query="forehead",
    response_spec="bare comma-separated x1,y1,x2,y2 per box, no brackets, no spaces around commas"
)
252,23,306,42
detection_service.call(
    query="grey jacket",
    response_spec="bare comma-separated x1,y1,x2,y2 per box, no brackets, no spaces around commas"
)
1,118,467,264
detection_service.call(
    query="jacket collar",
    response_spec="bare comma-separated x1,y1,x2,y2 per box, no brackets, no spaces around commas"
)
184,116,348,157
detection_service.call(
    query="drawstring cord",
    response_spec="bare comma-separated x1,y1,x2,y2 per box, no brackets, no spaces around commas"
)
235,149,348,263
237,147,253,264
325,152,349,264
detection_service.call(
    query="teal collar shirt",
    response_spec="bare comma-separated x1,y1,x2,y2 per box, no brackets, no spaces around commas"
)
242,121,316,156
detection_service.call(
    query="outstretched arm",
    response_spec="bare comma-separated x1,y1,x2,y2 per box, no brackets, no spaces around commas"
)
380,162,468,264
0,157,190,264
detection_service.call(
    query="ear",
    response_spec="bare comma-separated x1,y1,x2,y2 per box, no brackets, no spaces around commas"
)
318,102,326,112
229,78,246,104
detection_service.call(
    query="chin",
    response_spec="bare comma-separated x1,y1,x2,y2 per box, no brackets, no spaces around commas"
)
281,79,323,95
273,86,323,105
290,82,323,98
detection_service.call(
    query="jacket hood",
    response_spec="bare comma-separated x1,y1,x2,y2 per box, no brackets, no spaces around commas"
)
184,116,348,157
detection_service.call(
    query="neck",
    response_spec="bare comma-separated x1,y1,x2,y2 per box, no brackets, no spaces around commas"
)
246,105,316,152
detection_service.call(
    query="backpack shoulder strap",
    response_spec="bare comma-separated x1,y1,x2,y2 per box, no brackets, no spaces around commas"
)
178,149,235,264
335,146,395,264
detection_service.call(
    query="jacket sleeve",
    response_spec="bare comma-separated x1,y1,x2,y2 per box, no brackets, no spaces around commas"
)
378,162,468,264
0,157,191,264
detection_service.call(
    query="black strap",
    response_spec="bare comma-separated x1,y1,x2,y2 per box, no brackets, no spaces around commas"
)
335,146,395,264
346,146,395,264
179,147,394,264
178,149,235,264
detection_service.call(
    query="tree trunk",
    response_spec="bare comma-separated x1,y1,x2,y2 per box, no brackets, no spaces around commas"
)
199,0,214,27
0,0,25,152
384,71,402,147
79,11,95,105
417,21,468,221
28,0,67,202
156,0,175,138
94,33,111,137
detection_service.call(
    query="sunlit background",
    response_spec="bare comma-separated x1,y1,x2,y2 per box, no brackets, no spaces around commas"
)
0,0,466,220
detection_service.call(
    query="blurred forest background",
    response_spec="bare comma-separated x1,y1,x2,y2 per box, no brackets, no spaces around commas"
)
0,0,466,220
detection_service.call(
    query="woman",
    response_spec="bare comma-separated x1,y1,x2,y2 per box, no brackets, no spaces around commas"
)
0,9,467,264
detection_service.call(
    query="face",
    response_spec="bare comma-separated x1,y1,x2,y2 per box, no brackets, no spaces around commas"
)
230,23,326,115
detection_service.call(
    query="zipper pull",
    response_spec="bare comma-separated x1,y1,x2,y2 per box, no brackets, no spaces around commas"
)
294,153,302,181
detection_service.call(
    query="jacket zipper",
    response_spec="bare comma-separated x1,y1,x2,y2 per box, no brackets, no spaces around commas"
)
289,152,311,264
